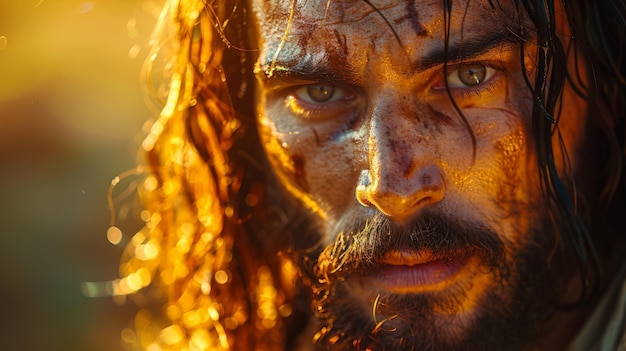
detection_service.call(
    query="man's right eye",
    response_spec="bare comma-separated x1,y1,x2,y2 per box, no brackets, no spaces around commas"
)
293,84,349,104
283,84,359,121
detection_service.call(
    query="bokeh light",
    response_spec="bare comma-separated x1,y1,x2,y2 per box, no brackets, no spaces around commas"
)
0,1,163,350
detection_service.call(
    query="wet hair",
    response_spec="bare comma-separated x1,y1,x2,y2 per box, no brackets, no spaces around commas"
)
116,0,626,350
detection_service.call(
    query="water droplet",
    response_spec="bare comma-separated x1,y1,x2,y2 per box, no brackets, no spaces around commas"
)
78,2,94,14
245,193,258,207
0,36,7,51
107,226,123,245
224,206,234,218
81,281,103,297
142,175,158,191
121,328,136,344
214,270,229,284
140,210,151,222
128,44,141,59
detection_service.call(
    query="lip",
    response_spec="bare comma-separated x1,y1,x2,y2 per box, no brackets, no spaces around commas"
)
367,250,470,294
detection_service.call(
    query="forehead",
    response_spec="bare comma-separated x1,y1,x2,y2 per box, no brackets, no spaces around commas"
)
253,0,447,31
251,0,522,69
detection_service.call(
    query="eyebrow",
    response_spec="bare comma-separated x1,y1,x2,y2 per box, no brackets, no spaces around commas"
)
256,54,358,87
257,30,529,84
416,30,528,71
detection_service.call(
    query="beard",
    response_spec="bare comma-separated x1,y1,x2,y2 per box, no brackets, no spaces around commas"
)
288,207,568,351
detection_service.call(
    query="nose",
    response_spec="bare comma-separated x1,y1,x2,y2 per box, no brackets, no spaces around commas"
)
355,100,446,222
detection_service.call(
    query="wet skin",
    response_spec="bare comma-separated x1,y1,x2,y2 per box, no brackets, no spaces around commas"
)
252,0,588,348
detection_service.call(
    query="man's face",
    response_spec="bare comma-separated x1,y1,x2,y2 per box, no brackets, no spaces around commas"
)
252,0,587,349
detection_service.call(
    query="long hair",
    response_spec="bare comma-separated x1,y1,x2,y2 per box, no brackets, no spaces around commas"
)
116,0,626,350
117,1,294,349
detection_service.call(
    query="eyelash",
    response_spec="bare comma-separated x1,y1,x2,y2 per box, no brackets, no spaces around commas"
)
455,79,505,100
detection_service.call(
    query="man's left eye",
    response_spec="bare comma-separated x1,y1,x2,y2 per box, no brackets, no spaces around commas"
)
447,63,496,88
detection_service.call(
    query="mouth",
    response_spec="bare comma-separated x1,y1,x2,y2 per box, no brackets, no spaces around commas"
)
365,250,472,294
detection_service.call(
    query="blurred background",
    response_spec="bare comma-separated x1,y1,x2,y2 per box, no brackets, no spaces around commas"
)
0,1,163,350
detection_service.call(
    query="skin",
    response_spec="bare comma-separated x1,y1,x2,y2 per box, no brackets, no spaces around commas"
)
251,0,589,349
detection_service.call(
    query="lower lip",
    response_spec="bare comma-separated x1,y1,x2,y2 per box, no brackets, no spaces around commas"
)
367,256,470,294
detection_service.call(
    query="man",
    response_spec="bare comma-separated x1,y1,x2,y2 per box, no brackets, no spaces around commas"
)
118,0,625,350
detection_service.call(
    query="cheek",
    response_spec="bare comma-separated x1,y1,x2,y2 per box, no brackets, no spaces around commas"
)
306,142,361,213
491,128,537,217
442,104,537,241
258,116,321,215
257,114,362,218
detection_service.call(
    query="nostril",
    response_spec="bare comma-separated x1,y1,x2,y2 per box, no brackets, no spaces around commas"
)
358,169,372,187
356,169,373,207
417,166,446,201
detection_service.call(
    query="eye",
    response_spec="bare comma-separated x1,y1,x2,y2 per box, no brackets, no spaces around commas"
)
284,83,361,121
293,84,349,104
447,63,496,88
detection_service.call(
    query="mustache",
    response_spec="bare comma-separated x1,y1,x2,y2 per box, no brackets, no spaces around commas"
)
304,209,506,284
